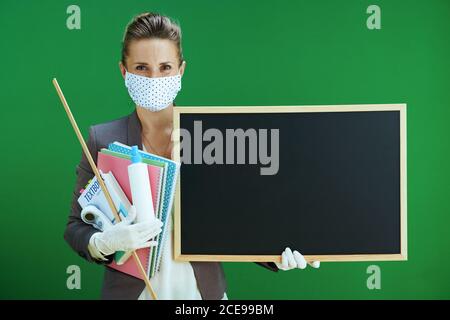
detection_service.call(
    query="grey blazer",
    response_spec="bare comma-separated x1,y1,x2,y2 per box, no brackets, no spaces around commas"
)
64,109,278,300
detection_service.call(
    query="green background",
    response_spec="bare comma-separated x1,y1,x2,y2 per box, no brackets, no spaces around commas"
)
0,0,449,299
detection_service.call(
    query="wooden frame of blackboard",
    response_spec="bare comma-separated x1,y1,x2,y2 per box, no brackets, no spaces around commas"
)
173,104,407,263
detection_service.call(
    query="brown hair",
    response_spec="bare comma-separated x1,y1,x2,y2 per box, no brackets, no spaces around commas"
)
121,12,184,67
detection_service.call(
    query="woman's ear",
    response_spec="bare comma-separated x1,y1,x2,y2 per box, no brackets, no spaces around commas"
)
179,60,186,77
119,61,126,79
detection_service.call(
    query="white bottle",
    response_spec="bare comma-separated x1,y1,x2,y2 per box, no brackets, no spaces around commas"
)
128,145,155,222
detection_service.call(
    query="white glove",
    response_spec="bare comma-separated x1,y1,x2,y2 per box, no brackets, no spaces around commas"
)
275,247,320,271
90,218,163,256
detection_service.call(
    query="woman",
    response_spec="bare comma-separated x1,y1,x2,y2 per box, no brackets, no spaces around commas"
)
64,12,319,300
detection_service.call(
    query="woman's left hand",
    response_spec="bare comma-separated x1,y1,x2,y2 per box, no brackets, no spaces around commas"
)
275,247,320,271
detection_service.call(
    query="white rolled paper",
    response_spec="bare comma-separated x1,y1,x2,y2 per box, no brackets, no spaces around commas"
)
81,205,114,231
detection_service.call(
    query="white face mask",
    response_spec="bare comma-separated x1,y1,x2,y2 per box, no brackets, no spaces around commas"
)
124,70,182,112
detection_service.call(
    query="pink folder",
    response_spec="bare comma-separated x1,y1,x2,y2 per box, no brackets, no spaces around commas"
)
97,151,162,280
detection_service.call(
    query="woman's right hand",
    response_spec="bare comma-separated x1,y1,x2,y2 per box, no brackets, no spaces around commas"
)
91,218,163,256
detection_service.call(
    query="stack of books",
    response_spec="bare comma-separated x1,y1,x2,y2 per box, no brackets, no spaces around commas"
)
77,141,180,279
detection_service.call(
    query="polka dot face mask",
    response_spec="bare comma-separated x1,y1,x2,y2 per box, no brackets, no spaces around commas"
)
124,70,182,112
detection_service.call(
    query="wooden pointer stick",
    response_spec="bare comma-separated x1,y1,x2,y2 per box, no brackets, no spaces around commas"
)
52,78,158,300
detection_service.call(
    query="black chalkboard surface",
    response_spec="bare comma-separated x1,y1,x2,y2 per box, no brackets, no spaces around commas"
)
173,105,407,262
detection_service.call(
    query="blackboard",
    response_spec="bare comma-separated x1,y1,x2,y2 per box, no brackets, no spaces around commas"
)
173,105,407,262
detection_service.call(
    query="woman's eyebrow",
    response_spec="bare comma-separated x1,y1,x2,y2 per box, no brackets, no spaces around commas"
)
133,62,172,65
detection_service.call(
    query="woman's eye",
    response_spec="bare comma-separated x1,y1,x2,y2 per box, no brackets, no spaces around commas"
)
162,65,172,71
136,65,147,71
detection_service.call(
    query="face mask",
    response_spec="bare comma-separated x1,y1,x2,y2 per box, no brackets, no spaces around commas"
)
124,70,182,112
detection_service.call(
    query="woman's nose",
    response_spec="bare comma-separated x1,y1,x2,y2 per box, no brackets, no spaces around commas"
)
146,69,164,78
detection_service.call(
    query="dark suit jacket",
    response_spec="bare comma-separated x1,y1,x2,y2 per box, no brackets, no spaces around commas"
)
64,108,278,300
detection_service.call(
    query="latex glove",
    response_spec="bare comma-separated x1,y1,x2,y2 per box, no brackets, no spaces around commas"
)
275,247,320,271
91,218,163,256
